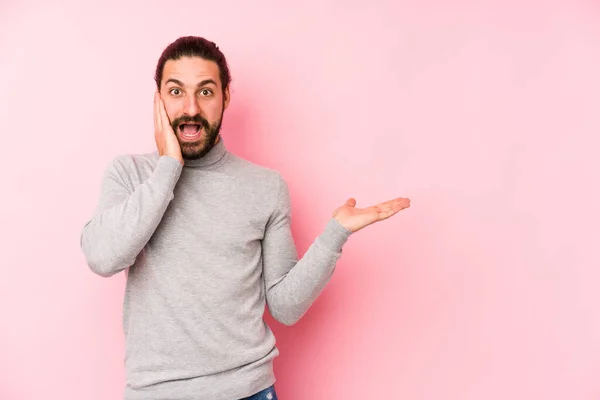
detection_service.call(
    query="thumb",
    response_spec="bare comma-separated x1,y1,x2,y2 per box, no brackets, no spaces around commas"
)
345,198,356,207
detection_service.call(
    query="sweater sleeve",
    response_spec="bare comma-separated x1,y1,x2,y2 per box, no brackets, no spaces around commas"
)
80,155,183,277
261,174,353,326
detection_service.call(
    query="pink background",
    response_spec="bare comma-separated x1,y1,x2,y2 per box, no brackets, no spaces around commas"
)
2,0,600,399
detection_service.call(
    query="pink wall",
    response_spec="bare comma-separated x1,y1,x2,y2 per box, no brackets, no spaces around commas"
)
2,0,600,399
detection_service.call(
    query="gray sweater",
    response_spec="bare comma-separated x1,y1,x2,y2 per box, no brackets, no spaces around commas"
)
80,136,353,399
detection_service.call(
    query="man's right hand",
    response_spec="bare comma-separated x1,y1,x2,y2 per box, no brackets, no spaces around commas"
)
154,91,183,165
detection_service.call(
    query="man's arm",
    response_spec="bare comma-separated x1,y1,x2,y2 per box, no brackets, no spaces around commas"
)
80,154,183,277
261,174,353,326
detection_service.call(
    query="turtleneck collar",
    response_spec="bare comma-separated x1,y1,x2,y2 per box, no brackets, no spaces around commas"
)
182,135,229,169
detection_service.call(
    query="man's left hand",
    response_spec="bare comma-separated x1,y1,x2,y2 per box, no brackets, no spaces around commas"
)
332,197,411,233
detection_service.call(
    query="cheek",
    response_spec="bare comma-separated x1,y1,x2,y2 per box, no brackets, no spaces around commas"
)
206,101,224,120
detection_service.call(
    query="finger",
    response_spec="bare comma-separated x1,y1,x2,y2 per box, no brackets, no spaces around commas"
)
395,197,410,207
158,98,171,132
394,198,410,210
345,198,356,207
377,206,400,221
154,92,162,132
381,198,410,209
375,201,408,219
373,199,403,210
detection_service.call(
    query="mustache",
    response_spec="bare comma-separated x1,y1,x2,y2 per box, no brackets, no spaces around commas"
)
171,114,210,130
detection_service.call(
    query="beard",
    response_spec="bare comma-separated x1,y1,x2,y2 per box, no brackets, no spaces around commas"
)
170,108,224,160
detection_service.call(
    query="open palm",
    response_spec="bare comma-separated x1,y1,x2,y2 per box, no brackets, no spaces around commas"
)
332,197,411,233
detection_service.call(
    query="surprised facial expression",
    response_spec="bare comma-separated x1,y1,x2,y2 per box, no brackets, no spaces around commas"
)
160,56,230,160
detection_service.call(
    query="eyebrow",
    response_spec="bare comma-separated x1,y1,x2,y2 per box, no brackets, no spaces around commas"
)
165,78,218,87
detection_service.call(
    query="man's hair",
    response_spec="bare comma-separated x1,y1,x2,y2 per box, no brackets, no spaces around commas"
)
154,36,231,93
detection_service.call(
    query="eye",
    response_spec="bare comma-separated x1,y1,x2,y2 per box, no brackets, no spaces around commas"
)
199,88,213,97
169,88,182,96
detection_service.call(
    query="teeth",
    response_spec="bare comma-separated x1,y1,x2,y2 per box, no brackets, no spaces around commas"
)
180,124,202,137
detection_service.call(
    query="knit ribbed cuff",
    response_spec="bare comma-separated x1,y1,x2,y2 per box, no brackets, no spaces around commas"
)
316,218,353,253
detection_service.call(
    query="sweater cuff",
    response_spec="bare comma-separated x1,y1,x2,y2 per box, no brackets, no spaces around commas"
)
316,218,353,253
153,155,183,199
156,155,183,179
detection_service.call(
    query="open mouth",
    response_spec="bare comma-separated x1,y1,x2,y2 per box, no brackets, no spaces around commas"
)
178,123,203,140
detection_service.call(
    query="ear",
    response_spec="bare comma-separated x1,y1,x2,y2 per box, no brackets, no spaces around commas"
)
223,86,231,110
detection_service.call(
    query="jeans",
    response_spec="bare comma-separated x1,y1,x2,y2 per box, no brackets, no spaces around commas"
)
240,384,278,400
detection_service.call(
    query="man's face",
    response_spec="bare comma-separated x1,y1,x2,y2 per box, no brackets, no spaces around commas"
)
160,56,230,160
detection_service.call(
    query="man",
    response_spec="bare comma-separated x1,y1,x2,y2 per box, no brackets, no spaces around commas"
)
80,36,410,400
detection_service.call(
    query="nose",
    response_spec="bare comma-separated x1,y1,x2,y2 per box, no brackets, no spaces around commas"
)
183,94,199,116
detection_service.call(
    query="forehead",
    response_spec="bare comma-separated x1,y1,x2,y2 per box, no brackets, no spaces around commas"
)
162,56,221,87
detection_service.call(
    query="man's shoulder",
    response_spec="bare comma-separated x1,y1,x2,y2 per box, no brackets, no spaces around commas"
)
226,153,285,185
105,151,160,173
225,154,290,208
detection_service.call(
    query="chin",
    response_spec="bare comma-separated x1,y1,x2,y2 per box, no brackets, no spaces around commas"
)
181,142,210,160
182,148,205,160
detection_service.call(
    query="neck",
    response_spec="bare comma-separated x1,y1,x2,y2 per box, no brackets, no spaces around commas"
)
182,135,228,168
